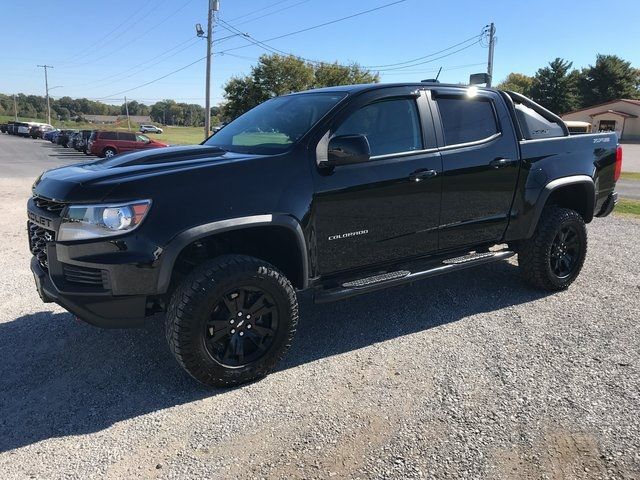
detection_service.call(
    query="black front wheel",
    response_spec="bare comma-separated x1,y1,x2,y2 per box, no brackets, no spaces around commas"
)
166,255,298,387
518,207,587,291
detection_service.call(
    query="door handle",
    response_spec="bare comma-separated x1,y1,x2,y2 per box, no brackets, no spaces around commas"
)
409,169,438,182
490,158,513,168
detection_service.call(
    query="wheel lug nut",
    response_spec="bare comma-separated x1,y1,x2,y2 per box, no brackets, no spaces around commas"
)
231,329,236,334
246,314,251,319
247,324,252,329
230,319,234,324
239,332,244,336
237,312,243,317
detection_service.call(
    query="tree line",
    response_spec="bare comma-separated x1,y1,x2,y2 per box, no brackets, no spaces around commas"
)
5,53,634,127
0,94,217,127
497,54,640,114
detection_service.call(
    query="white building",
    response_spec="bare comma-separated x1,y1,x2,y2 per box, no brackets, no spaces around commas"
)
562,99,640,141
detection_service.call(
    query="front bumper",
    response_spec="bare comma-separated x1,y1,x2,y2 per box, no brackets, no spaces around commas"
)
31,256,147,328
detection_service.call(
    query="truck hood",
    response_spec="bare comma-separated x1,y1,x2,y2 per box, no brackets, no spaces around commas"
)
33,145,263,202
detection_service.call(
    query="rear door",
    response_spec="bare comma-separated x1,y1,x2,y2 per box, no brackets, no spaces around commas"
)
431,88,520,251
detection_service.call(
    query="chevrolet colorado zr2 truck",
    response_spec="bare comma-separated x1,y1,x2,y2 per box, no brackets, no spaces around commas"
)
27,83,622,387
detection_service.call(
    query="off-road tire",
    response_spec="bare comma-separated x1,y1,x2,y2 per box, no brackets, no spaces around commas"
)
518,207,587,291
166,255,298,387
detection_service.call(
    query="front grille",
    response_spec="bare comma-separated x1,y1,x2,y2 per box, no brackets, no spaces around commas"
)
63,264,108,288
28,221,54,269
33,196,67,214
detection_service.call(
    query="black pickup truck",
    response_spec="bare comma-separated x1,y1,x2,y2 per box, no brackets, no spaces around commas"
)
27,83,622,386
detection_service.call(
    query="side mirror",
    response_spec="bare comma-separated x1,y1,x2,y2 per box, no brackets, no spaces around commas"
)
326,134,371,167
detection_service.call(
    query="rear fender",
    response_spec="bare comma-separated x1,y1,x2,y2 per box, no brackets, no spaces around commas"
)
526,175,595,238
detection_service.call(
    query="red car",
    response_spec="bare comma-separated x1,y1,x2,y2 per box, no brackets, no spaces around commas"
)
88,131,168,158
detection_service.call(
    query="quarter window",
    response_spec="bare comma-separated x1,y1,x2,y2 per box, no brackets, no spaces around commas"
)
334,98,422,157
436,97,498,146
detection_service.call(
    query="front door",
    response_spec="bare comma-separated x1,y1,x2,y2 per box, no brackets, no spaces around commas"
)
312,89,442,276
432,89,520,251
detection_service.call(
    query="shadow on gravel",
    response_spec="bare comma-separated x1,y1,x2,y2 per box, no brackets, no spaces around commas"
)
0,261,550,452
39,142,94,159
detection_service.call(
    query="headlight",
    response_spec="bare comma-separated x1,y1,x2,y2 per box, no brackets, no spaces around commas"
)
58,200,151,241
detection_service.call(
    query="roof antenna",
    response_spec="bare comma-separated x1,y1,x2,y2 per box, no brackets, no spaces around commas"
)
435,66,442,82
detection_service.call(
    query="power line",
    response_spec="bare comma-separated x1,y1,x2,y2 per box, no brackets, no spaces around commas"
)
374,40,483,72
216,0,408,55
85,38,202,90
226,0,293,21
57,0,158,64
95,0,409,100
63,0,196,68
363,32,486,69
231,0,313,26
95,56,207,100
380,62,486,76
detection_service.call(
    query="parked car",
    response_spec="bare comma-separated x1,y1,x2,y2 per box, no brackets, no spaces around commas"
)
139,124,163,134
56,129,77,147
16,122,32,137
43,129,59,142
26,83,622,387
7,122,19,135
69,131,85,150
0,123,7,133
212,123,227,133
88,131,168,157
74,130,94,153
30,124,54,139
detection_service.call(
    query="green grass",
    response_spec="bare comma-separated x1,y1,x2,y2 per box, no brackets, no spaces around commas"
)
154,126,206,145
614,198,640,218
620,172,640,181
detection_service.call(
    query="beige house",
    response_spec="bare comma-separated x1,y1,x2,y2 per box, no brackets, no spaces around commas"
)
562,99,640,141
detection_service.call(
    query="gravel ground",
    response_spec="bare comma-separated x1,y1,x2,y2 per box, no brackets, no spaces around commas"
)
0,135,639,479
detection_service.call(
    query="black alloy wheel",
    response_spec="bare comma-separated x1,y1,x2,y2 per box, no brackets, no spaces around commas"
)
518,206,587,291
205,286,279,368
166,255,298,387
549,225,581,279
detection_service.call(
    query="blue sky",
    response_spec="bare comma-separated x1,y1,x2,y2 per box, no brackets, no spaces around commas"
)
1,0,639,107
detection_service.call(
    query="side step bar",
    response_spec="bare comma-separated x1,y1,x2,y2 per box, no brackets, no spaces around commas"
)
314,250,515,304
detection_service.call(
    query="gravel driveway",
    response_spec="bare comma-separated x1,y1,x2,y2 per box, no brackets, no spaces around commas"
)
0,135,639,479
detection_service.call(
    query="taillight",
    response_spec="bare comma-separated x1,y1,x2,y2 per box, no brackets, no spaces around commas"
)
614,146,623,182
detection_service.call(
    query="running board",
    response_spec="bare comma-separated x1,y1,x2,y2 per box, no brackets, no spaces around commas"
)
314,250,515,304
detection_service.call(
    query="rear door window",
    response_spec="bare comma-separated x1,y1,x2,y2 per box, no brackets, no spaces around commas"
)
436,97,498,146
118,132,136,141
99,131,117,140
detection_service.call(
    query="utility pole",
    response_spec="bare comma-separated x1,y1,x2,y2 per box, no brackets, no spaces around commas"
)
37,64,54,125
13,94,18,121
203,0,220,139
124,96,131,131
486,23,496,87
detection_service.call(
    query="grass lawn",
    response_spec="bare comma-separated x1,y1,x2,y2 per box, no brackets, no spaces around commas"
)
620,172,640,181
614,198,640,218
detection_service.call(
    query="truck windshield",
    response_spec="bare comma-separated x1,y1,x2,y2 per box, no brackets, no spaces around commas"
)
205,92,347,154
